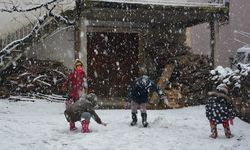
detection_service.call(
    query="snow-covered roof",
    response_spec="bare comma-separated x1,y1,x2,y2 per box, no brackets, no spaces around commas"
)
0,0,223,37
92,0,223,7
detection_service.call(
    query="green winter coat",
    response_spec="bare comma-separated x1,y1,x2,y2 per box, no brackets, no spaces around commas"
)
64,94,102,124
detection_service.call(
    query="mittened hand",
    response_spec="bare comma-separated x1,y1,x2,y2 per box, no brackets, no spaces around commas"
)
102,122,107,126
160,96,169,105
124,102,131,109
163,96,169,106
65,99,73,106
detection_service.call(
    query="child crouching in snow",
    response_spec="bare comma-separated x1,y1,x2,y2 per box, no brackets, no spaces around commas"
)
205,84,236,138
64,93,107,133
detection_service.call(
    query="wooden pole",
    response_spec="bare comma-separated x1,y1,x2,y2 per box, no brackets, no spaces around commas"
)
74,0,83,59
209,13,219,69
74,0,88,76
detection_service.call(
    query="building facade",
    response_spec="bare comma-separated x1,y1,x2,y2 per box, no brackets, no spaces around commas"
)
0,0,226,97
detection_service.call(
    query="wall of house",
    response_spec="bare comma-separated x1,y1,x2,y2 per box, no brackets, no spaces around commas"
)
189,0,250,67
25,27,75,69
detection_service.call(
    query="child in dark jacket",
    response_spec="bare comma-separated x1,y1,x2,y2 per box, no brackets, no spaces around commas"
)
64,93,107,133
125,67,168,127
205,84,236,138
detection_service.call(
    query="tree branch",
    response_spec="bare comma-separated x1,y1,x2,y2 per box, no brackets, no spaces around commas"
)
49,10,75,25
0,2,75,55
0,13,49,55
0,0,61,13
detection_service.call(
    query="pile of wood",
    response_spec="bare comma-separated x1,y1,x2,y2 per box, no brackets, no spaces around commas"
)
150,47,212,108
175,53,212,106
0,57,69,98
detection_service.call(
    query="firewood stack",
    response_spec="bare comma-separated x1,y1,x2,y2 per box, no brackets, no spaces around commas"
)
174,54,212,106
150,45,212,108
0,57,69,98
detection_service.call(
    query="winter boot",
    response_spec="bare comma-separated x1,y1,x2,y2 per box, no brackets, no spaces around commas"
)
81,120,90,133
224,127,233,138
69,122,77,131
210,127,218,139
141,113,148,127
209,121,217,139
223,121,233,138
130,112,137,126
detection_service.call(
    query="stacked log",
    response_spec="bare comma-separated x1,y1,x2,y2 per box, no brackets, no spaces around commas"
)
175,54,212,106
0,57,69,98
150,47,212,108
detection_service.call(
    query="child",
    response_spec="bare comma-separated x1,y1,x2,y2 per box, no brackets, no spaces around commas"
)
205,84,236,138
63,59,87,130
64,59,87,104
64,93,107,132
125,67,168,127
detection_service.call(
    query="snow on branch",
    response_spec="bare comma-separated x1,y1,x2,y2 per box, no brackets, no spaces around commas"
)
0,0,61,13
0,4,75,55
0,13,49,54
52,69,67,78
49,10,75,25
33,74,47,82
210,63,250,89
45,4,75,25
35,79,52,87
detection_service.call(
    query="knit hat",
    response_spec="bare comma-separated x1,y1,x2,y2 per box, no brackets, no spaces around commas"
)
216,84,228,94
86,93,98,106
138,66,147,76
74,59,83,68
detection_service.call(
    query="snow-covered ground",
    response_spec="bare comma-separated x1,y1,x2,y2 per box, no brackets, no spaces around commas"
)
0,98,249,150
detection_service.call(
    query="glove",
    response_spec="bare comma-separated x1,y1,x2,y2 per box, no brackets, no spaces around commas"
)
159,96,169,106
124,102,131,109
101,122,107,126
163,96,169,106
65,99,73,106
